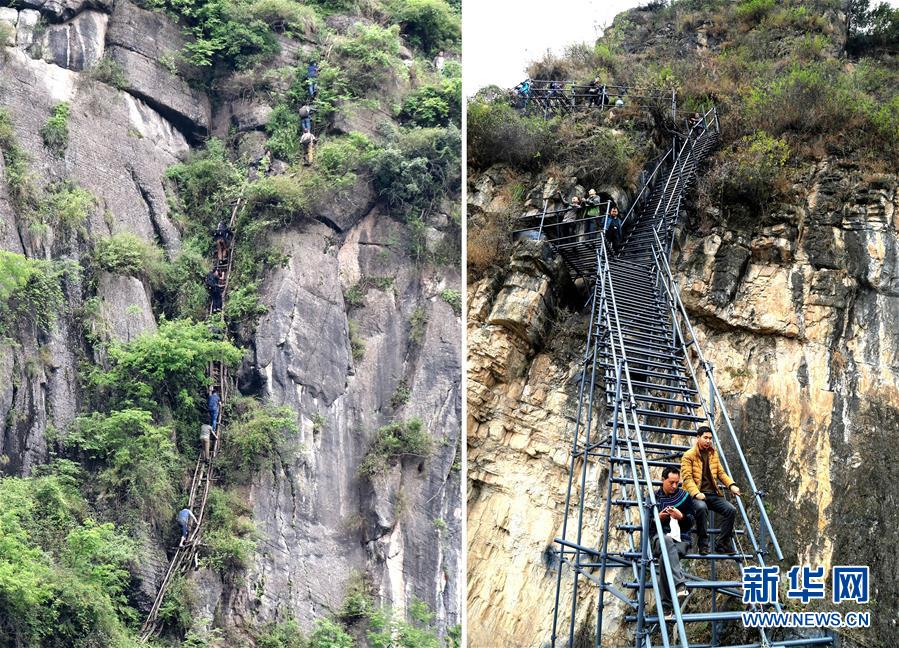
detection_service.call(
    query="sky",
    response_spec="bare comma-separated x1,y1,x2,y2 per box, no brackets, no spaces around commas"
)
462,0,644,96
462,0,899,96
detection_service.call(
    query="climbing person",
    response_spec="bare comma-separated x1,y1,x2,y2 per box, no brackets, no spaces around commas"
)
514,78,531,110
298,103,315,133
208,385,221,432
200,423,216,461
651,466,693,613
177,507,199,546
205,268,223,313
561,195,582,242
680,426,740,555
213,220,232,262
306,61,319,97
433,50,445,72
583,189,602,241
604,205,623,250
300,128,316,167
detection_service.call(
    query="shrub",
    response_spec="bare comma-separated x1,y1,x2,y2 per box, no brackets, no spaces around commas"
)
390,380,411,409
38,181,96,236
66,409,179,523
0,251,67,336
40,103,70,156
249,0,321,35
334,23,405,93
165,139,243,228
371,126,461,219
385,0,460,54
202,487,256,572
92,232,166,287
440,288,461,315
221,396,297,478
348,319,365,361
367,599,441,648
555,122,643,189
149,0,277,69
89,57,128,89
0,108,38,212
467,99,556,170
88,318,242,416
0,472,140,647
400,76,461,127
308,618,353,648
257,620,306,648
735,0,775,23
409,305,428,345
157,575,195,633
358,418,431,476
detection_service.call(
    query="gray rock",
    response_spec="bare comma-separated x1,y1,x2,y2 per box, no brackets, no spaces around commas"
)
331,102,393,142
314,172,378,232
32,10,107,71
107,45,212,136
18,0,113,22
96,272,157,343
230,100,273,131
16,9,40,49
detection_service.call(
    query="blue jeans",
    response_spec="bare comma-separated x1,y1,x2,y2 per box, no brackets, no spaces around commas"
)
179,519,189,539
209,404,219,431
301,116,311,132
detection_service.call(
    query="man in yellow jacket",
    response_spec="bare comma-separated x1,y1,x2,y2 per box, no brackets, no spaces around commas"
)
680,426,741,555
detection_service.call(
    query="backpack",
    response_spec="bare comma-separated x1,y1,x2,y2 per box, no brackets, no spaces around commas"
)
299,106,310,117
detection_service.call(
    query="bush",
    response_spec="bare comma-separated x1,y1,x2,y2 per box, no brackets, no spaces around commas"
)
40,103,70,156
348,319,365,361
358,418,431,476
257,620,306,648
165,139,243,228
334,23,405,93
0,108,38,212
249,0,321,35
385,0,460,54
39,181,96,236
92,233,165,284
735,0,775,23
400,75,461,127
66,409,179,523
703,130,790,217
149,0,277,68
202,487,256,572
89,57,128,89
88,318,242,417
371,126,460,219
0,251,67,336
0,472,140,647
221,396,297,478
440,288,461,315
308,618,353,648
467,100,556,170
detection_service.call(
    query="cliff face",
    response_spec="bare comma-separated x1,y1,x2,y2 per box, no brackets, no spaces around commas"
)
1,0,461,642
466,159,899,646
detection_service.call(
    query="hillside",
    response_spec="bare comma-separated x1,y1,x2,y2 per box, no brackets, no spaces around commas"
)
0,0,461,646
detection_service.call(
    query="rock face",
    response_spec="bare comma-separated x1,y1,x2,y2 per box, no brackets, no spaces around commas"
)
1,1,462,640
468,158,899,646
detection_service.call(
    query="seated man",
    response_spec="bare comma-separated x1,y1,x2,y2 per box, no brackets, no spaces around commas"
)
681,426,741,555
651,465,692,613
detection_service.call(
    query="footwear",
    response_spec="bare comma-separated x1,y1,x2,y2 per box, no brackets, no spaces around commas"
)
676,585,689,599
715,543,736,555
698,543,710,555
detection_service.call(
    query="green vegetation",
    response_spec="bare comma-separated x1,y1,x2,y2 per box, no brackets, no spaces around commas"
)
250,0,322,36
66,409,179,524
334,24,406,93
390,379,411,409
0,251,68,336
467,100,556,170
220,396,298,478
358,418,431,476
40,103,70,156
409,305,428,345
386,0,460,54
0,108,38,212
0,467,140,648
89,57,128,89
202,487,257,572
440,288,461,315
348,319,366,361
401,73,462,127
92,233,165,284
149,0,277,69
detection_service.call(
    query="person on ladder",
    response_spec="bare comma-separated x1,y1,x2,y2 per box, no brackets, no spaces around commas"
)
200,423,216,461
301,128,316,167
177,508,199,546
680,426,740,555
205,268,224,313
652,466,693,614
208,386,222,433
213,220,232,263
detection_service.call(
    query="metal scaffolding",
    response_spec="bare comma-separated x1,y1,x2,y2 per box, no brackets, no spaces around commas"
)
523,107,836,647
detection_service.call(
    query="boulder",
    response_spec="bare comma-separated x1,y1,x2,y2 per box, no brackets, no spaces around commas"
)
18,0,112,22
31,10,107,71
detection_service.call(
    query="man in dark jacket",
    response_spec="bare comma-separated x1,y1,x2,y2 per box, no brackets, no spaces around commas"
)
651,465,692,612
205,269,223,313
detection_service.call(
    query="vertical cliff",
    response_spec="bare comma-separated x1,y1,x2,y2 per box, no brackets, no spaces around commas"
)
0,0,461,644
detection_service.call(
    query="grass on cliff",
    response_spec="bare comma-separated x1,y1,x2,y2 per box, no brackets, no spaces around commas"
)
358,418,432,476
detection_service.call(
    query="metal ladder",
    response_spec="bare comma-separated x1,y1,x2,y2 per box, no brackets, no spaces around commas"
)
139,193,244,643
547,109,835,647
